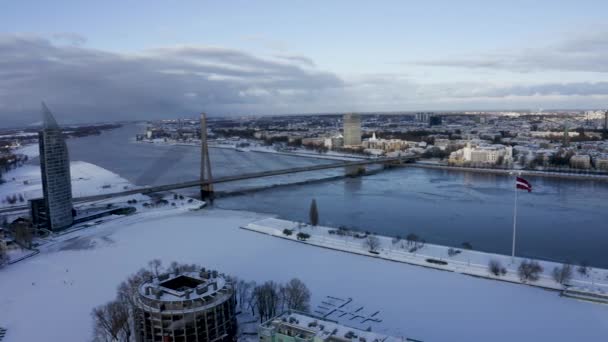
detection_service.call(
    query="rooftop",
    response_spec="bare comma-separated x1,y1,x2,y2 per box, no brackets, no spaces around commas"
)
261,311,414,342
138,269,228,303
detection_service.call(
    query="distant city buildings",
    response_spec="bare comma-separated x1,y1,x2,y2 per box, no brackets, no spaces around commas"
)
259,310,417,342
415,112,432,122
34,103,73,231
134,268,237,342
415,112,442,127
137,111,608,172
362,133,413,155
343,113,362,146
449,142,513,166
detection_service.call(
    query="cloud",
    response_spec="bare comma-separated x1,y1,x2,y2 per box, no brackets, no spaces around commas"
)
0,34,343,126
1,33,606,127
51,32,87,46
274,54,316,67
414,32,608,73
474,82,608,98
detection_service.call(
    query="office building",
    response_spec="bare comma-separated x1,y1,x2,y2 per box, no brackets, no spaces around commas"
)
343,114,361,146
37,103,73,231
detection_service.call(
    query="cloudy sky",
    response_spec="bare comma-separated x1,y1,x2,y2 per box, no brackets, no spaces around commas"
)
1,0,607,126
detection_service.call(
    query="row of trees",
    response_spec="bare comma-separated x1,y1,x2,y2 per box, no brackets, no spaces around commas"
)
3,193,25,205
235,278,311,322
488,259,589,286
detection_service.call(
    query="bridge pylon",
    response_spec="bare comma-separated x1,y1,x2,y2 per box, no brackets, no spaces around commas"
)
200,112,214,202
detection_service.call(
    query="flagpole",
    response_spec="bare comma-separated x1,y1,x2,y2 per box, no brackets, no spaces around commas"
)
511,175,518,259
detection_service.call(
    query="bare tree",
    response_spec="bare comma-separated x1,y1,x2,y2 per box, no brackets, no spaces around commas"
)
518,260,543,282
405,233,418,246
254,281,280,322
309,199,319,226
364,235,381,252
488,260,506,276
235,279,255,311
245,281,258,316
148,259,162,277
168,261,180,274
577,261,590,277
552,264,573,285
282,278,311,312
14,224,33,249
116,268,153,342
0,243,9,268
91,300,130,342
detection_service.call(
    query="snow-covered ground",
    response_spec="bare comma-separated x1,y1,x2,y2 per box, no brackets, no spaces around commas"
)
0,160,137,207
0,209,607,342
243,218,608,294
12,144,39,159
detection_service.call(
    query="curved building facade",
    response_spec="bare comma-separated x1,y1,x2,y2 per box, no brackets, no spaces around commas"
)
38,103,73,231
134,268,237,342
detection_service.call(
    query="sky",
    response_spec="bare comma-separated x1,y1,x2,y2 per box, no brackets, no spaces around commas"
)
1,0,608,126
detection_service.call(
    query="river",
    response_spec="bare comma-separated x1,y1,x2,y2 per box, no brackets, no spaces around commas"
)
66,124,608,267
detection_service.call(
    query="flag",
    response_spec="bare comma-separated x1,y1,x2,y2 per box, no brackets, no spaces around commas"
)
516,177,532,192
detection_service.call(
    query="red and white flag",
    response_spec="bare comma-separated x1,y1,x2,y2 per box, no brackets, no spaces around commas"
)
516,177,532,192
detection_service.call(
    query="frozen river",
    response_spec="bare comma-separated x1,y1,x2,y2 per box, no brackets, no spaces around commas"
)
65,124,608,267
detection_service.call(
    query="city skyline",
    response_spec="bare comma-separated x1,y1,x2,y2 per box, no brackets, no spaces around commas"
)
1,1,608,126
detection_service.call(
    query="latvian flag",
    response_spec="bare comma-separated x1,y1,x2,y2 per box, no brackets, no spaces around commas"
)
516,177,532,192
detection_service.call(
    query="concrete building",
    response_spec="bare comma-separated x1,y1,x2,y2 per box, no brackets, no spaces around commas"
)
259,311,418,342
134,268,237,342
324,135,344,149
414,112,431,122
361,133,410,153
38,103,73,231
594,155,608,171
570,154,591,169
343,114,361,146
449,143,513,166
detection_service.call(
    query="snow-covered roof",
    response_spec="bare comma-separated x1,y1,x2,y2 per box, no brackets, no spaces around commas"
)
138,270,228,303
261,311,407,342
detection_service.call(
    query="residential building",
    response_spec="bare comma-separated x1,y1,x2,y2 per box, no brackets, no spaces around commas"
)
134,268,237,342
259,311,420,342
570,154,591,169
594,155,608,170
449,143,513,165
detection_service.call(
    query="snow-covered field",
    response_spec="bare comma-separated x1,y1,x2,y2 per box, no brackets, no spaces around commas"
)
1,209,607,342
0,160,136,207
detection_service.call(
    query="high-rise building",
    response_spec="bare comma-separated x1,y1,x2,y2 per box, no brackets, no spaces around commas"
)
38,103,73,231
343,113,361,146
134,268,237,342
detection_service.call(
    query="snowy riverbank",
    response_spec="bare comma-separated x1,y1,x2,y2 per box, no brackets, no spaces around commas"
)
1,209,607,341
1,143,144,209
0,160,138,208
242,218,608,297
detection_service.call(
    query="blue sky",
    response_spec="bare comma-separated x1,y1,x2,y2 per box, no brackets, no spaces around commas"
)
1,0,607,125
